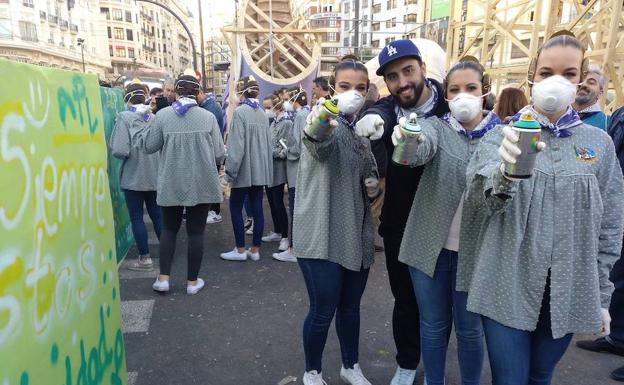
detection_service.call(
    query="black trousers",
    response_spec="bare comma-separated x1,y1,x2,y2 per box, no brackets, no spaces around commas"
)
609,251,624,345
159,204,209,281
384,232,421,370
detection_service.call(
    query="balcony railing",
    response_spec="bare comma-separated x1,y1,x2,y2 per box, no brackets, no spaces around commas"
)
39,11,46,21
60,20,69,30
48,15,58,25
70,24,78,33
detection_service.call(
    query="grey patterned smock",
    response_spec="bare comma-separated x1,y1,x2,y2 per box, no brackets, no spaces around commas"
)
397,116,484,282
134,105,225,207
225,104,274,188
293,120,378,271
270,116,291,187
286,107,311,187
461,119,624,338
110,110,159,191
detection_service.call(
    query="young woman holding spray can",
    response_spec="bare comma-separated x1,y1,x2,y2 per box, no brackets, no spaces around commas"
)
463,31,624,384
393,58,501,385
293,58,380,385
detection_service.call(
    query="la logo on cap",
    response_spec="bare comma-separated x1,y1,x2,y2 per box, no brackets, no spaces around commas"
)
387,45,397,56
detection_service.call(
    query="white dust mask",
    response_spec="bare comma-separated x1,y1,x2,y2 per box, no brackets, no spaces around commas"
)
336,90,365,115
448,93,483,123
530,75,578,113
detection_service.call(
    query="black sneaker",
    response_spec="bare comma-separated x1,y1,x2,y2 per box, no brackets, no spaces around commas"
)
612,366,624,382
576,337,624,356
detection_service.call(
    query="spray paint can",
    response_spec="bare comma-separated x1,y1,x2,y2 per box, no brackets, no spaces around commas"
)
392,113,422,166
306,98,339,141
503,113,541,179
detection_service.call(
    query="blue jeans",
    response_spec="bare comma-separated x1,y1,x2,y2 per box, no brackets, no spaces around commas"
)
123,189,162,255
409,249,484,385
230,186,264,247
298,258,370,372
288,187,295,247
266,184,288,238
608,254,624,346
483,279,573,385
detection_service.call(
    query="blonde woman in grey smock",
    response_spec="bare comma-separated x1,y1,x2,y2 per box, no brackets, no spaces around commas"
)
462,106,624,340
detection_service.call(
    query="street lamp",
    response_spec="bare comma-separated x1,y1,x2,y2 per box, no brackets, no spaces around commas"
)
77,38,85,72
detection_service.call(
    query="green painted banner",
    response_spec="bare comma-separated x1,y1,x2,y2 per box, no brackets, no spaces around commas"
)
100,87,134,263
0,59,127,385
431,0,450,20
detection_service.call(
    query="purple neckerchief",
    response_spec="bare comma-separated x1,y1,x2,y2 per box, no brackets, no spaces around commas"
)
276,111,293,124
172,97,198,116
337,112,356,130
127,106,151,122
510,106,582,138
240,98,260,109
441,111,502,139
298,105,311,114
395,79,438,122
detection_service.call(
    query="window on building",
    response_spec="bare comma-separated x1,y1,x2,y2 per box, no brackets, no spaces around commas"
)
109,45,113,56
116,46,126,57
162,28,166,38
163,43,166,53
343,36,350,47
164,58,167,66
385,36,395,45
329,17,337,27
344,20,350,30
405,0,417,4
322,47,339,55
372,3,381,13
361,0,368,8
372,39,379,48
386,0,396,9
112,9,123,21
326,32,338,42
372,22,380,31
107,26,112,39
361,33,367,45
19,21,37,42
344,2,350,13
0,18,11,38
126,29,133,41
22,0,34,8
101,7,110,20
404,13,417,23
114,27,124,40
128,48,135,58
363,15,368,26
125,11,132,22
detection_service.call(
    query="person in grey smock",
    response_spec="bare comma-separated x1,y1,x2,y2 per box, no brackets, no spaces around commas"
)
110,82,162,272
396,60,499,385
462,34,624,385
294,59,380,385
220,76,273,262
134,74,225,296
261,93,291,253
273,87,312,263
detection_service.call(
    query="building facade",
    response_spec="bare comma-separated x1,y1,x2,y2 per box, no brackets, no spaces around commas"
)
0,0,111,74
99,0,198,82
305,0,342,77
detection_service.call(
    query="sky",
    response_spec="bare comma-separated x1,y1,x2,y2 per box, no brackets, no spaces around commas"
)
184,0,237,35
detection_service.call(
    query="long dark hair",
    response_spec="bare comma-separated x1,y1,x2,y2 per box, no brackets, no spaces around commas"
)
124,83,147,104
329,57,370,92
175,75,201,99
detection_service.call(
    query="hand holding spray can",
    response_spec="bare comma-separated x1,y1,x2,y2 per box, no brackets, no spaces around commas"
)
305,98,340,142
392,113,422,166
503,113,541,179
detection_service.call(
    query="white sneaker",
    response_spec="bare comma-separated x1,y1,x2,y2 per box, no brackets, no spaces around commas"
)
220,248,247,261
261,231,282,242
187,278,205,295
340,364,372,385
272,249,297,262
390,367,417,385
206,211,222,224
278,238,289,251
303,370,328,385
245,219,254,235
152,278,170,292
247,249,260,261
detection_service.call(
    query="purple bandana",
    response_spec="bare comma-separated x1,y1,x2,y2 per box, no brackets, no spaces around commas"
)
171,98,198,116
276,111,293,124
510,106,581,138
442,111,502,139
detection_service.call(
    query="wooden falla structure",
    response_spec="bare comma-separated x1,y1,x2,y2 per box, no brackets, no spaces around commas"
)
445,0,623,112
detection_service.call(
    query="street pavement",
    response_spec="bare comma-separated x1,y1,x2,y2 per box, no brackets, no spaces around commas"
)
118,201,623,385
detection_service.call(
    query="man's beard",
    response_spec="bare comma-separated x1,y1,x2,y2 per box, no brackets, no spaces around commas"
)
575,87,596,106
394,76,426,109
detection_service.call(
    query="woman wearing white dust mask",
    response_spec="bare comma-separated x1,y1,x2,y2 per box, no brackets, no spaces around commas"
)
463,31,624,385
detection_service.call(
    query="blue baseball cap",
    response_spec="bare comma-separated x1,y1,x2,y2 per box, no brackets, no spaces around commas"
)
376,39,422,76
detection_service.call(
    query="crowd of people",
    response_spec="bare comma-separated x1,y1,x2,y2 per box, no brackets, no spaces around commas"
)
108,30,624,385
